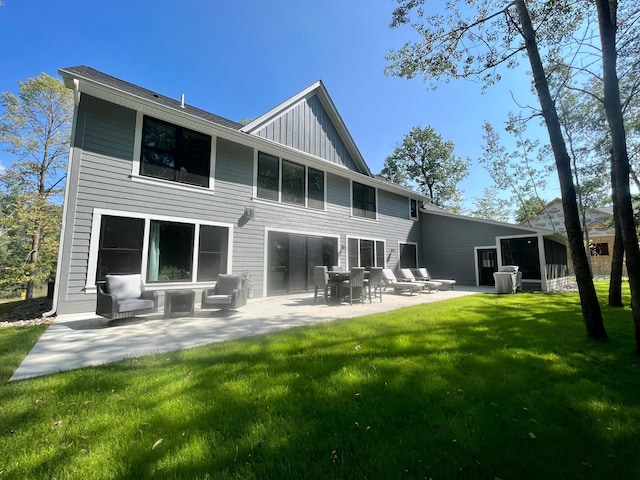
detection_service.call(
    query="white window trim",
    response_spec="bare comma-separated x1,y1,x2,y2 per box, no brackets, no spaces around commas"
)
86,208,234,292
346,235,387,269
409,198,419,220
131,111,216,193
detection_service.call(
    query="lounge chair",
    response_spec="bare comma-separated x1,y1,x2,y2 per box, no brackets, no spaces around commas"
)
381,269,423,295
398,268,441,293
413,268,456,290
96,273,158,320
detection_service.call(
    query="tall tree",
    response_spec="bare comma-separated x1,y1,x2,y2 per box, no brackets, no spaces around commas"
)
386,0,608,339
0,73,72,299
480,120,550,227
380,125,470,211
596,0,640,352
470,187,512,223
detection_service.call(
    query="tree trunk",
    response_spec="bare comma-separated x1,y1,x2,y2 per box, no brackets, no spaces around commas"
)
515,0,607,339
609,150,624,307
596,0,640,352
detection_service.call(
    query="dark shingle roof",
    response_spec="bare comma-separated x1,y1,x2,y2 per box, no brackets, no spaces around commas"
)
59,66,244,130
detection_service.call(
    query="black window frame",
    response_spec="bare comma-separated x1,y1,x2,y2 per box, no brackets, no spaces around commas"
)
256,151,325,209
410,199,418,219
140,116,212,188
352,181,377,219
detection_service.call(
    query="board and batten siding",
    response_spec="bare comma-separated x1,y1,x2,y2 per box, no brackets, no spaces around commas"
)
421,213,538,286
56,94,423,315
253,94,360,172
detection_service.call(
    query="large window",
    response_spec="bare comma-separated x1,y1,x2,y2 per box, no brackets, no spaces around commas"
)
256,152,325,209
348,237,385,269
94,212,230,285
97,216,145,281
198,225,229,281
148,221,194,282
352,182,376,219
257,152,279,201
140,116,211,188
282,160,305,205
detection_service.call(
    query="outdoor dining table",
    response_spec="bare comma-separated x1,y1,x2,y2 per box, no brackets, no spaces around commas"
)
327,270,368,303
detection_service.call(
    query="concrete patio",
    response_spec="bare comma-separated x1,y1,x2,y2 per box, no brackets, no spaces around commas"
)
11,286,490,381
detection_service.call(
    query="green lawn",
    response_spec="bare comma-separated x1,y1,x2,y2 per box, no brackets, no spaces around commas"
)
1,284,639,479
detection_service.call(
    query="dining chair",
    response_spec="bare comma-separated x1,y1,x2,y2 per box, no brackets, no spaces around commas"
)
365,267,384,303
341,267,366,305
313,265,330,304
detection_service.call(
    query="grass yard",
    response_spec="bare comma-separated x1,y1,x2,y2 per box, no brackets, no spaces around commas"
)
1,284,639,479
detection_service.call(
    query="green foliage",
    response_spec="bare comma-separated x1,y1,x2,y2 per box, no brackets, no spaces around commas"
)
1,285,640,478
470,186,512,222
514,195,546,225
380,125,470,210
0,73,72,296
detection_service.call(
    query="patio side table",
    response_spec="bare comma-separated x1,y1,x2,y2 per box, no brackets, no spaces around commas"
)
164,289,195,319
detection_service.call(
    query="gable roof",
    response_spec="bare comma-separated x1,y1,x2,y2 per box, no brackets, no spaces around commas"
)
241,81,372,176
59,66,244,130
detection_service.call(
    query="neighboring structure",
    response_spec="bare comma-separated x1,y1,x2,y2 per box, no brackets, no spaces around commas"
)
524,198,616,276
51,66,570,317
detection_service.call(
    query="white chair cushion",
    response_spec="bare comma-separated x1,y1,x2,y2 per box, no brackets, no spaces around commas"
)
106,274,142,300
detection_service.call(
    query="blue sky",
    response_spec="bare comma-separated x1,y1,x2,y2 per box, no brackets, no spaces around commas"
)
0,0,559,210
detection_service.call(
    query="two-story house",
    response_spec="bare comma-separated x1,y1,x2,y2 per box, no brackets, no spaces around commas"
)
51,66,570,317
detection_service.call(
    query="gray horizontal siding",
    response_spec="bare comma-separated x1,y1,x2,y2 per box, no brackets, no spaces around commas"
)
421,214,537,286
56,95,423,315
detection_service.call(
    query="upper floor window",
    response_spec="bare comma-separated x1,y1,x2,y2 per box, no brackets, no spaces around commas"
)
140,116,211,188
410,199,419,219
256,152,325,209
352,181,376,219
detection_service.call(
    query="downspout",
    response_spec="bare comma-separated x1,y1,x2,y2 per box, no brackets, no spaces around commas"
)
43,79,81,317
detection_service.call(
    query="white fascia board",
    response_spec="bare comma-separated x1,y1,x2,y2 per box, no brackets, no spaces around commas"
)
423,207,564,240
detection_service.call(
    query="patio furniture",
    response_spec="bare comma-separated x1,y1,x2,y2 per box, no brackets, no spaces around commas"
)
398,268,441,293
414,268,457,290
313,266,330,304
381,269,422,295
164,289,196,319
341,267,366,305
96,273,158,320
365,267,384,302
201,274,248,311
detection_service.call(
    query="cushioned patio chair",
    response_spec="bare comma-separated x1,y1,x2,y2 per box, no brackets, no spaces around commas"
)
381,269,422,295
398,268,441,293
201,274,248,311
414,268,456,290
96,274,158,320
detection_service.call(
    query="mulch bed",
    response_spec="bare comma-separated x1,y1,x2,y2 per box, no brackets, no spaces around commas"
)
0,298,55,327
